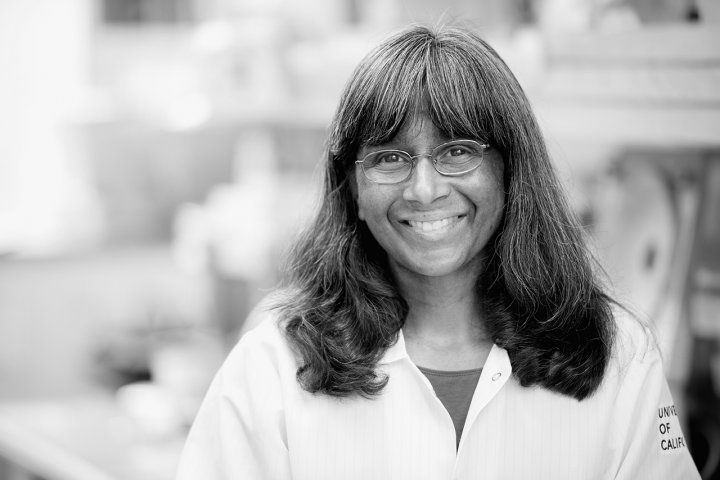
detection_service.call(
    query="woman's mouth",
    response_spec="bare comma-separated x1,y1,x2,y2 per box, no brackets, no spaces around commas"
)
404,215,465,234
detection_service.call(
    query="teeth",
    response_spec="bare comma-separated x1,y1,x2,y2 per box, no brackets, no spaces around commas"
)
408,217,457,232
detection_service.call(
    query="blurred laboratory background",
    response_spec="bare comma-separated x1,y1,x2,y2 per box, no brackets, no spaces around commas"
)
0,0,718,478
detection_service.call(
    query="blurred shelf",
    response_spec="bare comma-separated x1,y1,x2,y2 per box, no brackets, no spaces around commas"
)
535,101,720,147
534,25,720,147
544,25,720,64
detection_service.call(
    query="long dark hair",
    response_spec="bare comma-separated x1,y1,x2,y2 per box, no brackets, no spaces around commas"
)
276,25,616,401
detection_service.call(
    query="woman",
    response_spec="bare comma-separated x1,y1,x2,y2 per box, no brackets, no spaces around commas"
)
176,25,700,479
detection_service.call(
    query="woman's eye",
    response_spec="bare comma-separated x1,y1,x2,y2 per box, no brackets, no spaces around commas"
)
449,147,471,156
377,153,401,163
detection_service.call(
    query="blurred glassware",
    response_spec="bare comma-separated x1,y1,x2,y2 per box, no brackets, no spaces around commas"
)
116,381,185,440
149,329,225,424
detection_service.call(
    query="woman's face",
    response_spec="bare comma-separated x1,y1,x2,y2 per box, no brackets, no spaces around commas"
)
354,111,505,280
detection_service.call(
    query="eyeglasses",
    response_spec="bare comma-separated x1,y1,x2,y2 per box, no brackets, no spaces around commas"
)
355,139,489,184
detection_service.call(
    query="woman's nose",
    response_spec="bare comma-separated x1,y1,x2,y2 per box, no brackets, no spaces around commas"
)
402,156,451,205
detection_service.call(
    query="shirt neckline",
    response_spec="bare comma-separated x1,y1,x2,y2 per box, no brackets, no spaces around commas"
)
416,365,484,377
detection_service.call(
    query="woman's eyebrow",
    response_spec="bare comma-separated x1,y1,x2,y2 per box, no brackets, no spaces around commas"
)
362,140,404,151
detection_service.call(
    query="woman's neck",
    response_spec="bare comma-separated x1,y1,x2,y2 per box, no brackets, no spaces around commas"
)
390,261,492,369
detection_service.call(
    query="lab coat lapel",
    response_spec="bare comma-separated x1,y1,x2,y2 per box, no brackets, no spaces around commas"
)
465,345,512,424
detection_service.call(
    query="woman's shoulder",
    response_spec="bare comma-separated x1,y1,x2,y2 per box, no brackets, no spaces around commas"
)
577,306,667,402
609,304,662,372
230,289,298,363
240,289,290,334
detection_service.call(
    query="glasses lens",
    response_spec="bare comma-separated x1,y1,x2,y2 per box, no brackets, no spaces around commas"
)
362,150,412,183
434,140,485,174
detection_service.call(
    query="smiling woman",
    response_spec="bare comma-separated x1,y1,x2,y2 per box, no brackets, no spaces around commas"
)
355,111,504,281
175,25,701,480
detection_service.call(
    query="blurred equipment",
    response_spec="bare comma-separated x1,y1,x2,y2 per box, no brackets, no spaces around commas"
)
589,157,678,327
685,155,720,480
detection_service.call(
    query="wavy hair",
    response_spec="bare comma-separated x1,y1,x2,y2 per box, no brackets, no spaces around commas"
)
276,25,616,401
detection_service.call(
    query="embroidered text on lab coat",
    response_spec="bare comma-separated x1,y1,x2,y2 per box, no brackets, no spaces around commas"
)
657,404,688,452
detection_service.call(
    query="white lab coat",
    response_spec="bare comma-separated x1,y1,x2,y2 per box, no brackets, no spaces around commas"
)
176,306,701,480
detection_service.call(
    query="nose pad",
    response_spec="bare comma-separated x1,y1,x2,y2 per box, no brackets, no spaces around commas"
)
402,157,451,205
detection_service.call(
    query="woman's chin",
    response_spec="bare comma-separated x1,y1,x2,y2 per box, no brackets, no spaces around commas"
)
390,253,483,280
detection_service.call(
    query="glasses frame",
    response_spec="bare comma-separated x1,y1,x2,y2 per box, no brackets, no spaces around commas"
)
355,139,490,185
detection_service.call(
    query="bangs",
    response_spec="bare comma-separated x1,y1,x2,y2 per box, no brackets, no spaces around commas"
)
424,42,496,143
351,37,428,147
341,29,497,153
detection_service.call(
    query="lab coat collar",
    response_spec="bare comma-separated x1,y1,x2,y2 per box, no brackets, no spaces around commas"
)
382,329,513,431
380,329,409,364
380,329,513,382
